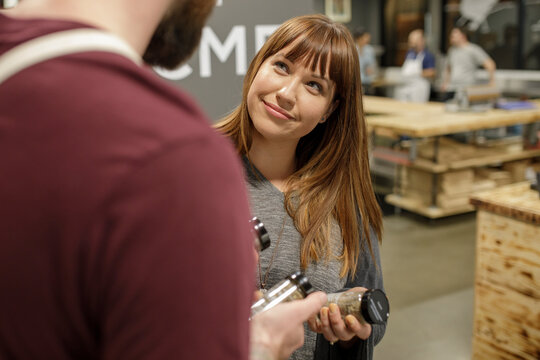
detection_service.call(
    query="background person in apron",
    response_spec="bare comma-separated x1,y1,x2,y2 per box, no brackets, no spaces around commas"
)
395,29,435,103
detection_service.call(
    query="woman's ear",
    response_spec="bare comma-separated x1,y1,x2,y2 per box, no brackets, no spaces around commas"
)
320,99,340,123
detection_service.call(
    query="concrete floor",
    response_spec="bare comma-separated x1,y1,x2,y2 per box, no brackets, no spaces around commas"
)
374,212,477,360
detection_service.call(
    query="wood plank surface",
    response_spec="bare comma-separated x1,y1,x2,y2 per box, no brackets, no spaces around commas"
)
364,96,540,138
385,194,475,218
470,182,540,224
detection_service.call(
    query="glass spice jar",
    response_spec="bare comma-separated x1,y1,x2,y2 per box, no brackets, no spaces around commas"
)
326,288,389,325
250,271,312,318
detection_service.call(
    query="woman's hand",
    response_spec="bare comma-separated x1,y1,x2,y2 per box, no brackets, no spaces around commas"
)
307,287,372,345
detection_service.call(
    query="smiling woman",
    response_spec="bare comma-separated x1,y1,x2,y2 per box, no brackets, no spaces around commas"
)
216,14,385,360
247,49,336,146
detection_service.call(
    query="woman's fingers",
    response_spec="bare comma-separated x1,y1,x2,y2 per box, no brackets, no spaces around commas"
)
327,304,355,341
344,315,372,340
319,303,373,344
319,307,339,343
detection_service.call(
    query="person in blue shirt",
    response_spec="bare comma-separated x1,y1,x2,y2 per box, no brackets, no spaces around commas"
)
353,27,377,94
395,29,435,103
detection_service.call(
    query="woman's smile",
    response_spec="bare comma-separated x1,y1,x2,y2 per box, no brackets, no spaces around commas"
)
262,100,294,120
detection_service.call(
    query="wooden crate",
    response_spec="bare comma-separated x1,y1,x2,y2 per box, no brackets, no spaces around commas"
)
401,167,495,209
502,160,530,182
417,137,501,164
403,167,474,193
476,168,513,187
471,184,540,359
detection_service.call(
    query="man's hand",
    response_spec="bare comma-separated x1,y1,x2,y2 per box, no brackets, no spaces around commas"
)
250,292,327,360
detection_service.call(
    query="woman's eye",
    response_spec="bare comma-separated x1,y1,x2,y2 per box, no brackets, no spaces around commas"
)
307,81,322,93
274,61,289,73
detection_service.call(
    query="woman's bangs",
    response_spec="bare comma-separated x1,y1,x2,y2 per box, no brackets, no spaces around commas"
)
327,36,354,98
282,29,332,78
282,30,351,97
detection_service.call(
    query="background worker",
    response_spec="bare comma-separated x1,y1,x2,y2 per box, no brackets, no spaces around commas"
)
441,26,496,100
395,29,436,103
354,27,377,94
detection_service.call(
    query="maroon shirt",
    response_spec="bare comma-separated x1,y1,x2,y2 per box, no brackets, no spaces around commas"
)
0,14,254,359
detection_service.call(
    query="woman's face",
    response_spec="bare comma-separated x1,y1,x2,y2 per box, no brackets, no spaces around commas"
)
247,44,337,145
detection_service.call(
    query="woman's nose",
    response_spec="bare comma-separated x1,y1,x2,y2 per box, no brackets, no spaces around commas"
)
276,79,298,110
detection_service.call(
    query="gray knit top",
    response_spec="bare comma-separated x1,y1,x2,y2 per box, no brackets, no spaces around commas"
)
243,158,387,360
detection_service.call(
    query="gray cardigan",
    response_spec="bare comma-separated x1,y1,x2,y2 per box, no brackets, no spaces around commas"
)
243,158,387,360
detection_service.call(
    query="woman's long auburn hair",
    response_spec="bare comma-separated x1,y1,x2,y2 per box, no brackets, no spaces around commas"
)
216,14,382,277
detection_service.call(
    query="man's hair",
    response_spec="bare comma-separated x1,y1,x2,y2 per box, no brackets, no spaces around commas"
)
453,25,470,40
352,26,368,40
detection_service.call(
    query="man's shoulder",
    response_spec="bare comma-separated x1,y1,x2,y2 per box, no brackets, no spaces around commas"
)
84,64,227,165
0,15,232,184
95,58,212,138
2,44,225,181
452,44,475,58
466,42,486,53
51,50,214,143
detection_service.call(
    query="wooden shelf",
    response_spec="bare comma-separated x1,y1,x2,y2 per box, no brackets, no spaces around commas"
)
374,148,540,174
408,158,448,173
385,194,476,219
406,149,540,173
365,96,540,218
448,149,540,170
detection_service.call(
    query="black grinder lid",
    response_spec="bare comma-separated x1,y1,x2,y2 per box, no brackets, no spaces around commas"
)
360,289,390,324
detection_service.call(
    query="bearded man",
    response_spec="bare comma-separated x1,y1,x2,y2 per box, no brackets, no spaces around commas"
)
0,1,325,359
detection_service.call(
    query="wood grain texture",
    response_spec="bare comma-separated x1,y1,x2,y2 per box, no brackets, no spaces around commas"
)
472,204,540,359
470,183,540,224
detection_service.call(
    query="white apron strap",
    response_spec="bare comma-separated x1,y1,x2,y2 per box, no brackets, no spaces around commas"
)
0,28,142,84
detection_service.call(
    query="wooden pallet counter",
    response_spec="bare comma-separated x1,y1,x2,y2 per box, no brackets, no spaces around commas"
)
365,96,540,138
470,183,540,360
365,96,540,218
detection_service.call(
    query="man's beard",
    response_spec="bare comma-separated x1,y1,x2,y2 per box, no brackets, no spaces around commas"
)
143,0,216,70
